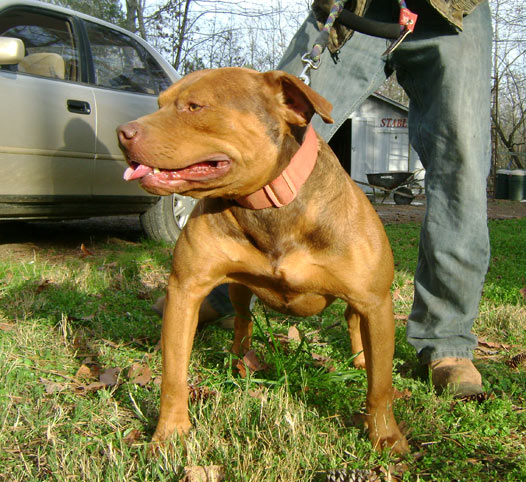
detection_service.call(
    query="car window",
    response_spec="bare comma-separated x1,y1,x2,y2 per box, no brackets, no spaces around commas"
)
0,9,78,81
84,21,171,95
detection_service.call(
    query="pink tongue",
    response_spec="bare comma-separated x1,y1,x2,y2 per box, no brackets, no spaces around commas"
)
123,164,153,181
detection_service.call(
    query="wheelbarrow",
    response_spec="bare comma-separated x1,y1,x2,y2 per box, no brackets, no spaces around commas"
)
356,171,423,205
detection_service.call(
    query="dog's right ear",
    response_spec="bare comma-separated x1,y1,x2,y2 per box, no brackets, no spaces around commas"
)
263,70,334,126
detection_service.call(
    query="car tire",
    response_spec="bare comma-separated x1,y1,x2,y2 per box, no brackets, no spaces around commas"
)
140,194,197,243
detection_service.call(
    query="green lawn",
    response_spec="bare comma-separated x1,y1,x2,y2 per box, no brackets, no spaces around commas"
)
0,219,525,481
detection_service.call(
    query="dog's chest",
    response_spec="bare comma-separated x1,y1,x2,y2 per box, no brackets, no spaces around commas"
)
262,246,323,290
244,248,334,316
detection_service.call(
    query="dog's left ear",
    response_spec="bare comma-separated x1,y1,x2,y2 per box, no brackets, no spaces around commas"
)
264,70,334,126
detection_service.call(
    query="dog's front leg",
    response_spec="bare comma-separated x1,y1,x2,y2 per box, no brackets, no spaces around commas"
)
360,294,409,454
152,278,201,443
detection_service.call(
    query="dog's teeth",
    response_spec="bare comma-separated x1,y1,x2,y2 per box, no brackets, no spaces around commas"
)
153,168,160,174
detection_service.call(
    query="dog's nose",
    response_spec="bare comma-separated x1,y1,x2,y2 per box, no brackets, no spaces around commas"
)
117,121,141,147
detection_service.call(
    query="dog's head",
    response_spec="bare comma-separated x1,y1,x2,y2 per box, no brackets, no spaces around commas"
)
117,67,333,198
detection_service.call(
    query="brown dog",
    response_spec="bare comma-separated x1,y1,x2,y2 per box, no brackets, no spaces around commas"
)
117,67,408,454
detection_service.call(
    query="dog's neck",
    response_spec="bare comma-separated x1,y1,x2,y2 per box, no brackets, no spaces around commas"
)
235,124,319,209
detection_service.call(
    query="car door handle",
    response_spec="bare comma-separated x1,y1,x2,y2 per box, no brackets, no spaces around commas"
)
67,99,91,115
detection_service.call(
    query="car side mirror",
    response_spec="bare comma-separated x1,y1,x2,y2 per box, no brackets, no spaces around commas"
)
0,37,25,64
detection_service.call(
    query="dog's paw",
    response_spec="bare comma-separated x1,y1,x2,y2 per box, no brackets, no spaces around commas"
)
352,353,366,369
369,428,410,455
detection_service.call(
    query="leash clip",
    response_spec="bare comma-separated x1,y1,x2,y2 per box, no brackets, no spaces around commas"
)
382,7,418,56
299,53,321,85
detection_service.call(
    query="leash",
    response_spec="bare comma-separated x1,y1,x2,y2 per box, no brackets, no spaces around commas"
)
299,0,348,85
299,0,418,85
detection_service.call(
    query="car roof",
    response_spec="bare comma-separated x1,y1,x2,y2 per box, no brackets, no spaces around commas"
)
0,0,180,81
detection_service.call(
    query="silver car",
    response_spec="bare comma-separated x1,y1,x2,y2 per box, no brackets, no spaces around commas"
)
0,0,196,242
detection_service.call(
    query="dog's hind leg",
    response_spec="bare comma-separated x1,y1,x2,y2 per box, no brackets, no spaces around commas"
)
229,283,254,356
344,305,367,369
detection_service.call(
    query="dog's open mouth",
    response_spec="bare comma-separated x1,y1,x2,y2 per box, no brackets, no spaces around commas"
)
123,156,232,186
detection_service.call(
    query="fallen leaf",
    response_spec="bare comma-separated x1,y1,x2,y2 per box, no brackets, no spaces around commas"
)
183,465,225,482
123,428,142,445
393,387,412,400
40,378,68,394
80,243,95,257
0,322,15,332
36,279,52,293
101,338,120,348
236,350,266,378
288,325,301,342
312,353,330,363
75,364,97,380
311,353,335,372
394,313,408,321
99,367,120,387
188,383,217,402
76,382,105,393
478,339,511,351
128,363,152,386
248,387,267,401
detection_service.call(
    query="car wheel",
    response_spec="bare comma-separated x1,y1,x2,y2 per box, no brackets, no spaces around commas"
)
140,194,198,243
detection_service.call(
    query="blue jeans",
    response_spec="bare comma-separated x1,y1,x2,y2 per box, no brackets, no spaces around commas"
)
209,0,492,365
277,0,492,364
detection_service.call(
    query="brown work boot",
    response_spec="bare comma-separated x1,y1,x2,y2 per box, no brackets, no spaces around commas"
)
429,357,483,397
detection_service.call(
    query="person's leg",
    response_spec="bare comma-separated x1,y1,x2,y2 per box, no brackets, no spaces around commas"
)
390,2,492,392
278,0,393,140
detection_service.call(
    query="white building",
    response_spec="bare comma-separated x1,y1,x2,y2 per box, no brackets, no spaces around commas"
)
329,93,424,194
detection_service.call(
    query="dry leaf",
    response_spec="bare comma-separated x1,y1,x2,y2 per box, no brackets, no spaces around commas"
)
128,363,152,386
394,313,408,321
40,378,68,394
99,367,120,387
75,364,96,380
248,387,267,401
78,382,105,393
189,383,217,402
236,350,266,378
478,339,511,351
0,322,15,332
288,325,302,342
80,243,95,257
36,279,52,293
183,465,225,482
393,387,412,400
311,353,335,372
123,428,142,445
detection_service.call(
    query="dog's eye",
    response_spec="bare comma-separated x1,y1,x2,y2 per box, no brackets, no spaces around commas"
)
188,103,202,112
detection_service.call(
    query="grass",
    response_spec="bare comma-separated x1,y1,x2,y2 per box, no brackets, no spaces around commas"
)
0,218,525,481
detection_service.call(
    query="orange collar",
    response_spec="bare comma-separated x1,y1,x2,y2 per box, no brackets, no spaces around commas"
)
235,124,318,209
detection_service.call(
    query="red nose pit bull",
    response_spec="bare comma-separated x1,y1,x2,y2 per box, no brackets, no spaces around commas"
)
117,67,409,454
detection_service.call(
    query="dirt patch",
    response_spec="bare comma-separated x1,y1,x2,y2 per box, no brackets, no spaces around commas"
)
1,200,525,259
0,215,144,260
375,199,526,225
